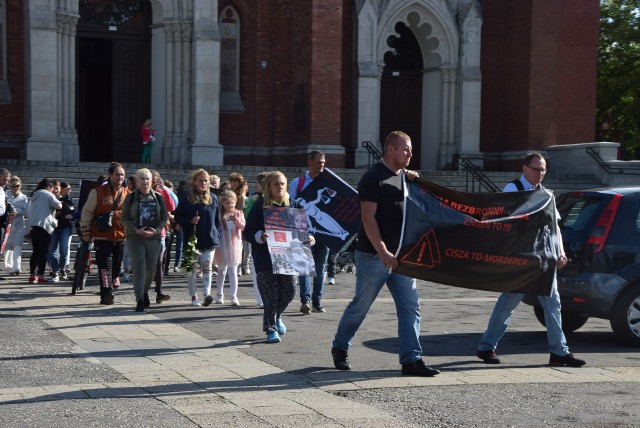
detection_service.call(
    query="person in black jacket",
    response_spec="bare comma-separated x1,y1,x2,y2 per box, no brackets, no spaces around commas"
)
48,182,75,282
174,169,222,307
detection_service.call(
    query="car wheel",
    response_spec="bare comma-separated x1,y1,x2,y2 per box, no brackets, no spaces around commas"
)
533,307,589,333
610,284,640,347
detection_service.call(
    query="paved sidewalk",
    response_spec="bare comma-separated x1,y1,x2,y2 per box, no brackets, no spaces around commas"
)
1,274,639,427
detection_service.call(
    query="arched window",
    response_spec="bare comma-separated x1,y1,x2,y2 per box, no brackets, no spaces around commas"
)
219,5,244,111
0,0,10,103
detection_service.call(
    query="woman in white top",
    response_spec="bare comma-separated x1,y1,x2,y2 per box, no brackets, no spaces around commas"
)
4,176,28,275
27,178,62,284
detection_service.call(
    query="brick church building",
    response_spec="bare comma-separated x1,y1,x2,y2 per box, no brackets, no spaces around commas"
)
0,0,599,171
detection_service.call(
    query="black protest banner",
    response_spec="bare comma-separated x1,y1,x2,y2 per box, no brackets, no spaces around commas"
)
78,180,102,212
395,178,559,296
295,167,360,253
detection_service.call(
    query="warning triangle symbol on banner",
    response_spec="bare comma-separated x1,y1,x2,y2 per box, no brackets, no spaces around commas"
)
400,229,441,268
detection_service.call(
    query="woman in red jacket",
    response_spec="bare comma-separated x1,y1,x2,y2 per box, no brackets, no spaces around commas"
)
141,118,155,163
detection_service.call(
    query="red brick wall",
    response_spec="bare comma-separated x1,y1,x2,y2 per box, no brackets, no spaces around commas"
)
220,0,350,167
480,0,599,170
547,1,599,147
220,0,301,165
308,0,342,147
0,0,26,158
341,1,355,166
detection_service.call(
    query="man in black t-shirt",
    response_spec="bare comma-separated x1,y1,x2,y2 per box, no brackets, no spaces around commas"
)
331,131,440,377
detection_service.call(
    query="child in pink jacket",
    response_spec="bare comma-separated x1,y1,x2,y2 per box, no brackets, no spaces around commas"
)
214,190,246,305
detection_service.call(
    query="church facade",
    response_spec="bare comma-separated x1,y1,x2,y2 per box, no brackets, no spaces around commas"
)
0,0,599,170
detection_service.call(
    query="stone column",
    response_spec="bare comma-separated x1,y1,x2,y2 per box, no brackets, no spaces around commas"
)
354,62,383,168
57,12,79,161
164,21,192,164
456,5,483,167
190,3,223,166
180,22,193,164
25,2,60,161
354,0,381,168
437,66,457,169
163,23,175,163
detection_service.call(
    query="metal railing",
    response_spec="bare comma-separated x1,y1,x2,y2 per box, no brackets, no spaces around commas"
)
456,156,501,193
586,147,640,175
362,140,382,166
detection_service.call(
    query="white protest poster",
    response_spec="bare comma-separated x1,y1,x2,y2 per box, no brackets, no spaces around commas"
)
264,206,316,276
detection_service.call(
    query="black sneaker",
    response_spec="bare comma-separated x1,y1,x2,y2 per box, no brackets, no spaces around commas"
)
401,359,440,377
549,353,586,367
156,293,171,304
143,293,151,308
203,295,214,306
100,288,114,305
300,303,311,314
312,302,326,313
135,300,145,312
477,349,501,364
331,347,351,371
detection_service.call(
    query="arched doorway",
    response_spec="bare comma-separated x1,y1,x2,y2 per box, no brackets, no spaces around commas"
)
76,0,152,162
379,22,423,170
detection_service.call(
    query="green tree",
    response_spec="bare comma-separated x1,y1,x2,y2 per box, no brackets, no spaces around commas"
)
598,0,640,159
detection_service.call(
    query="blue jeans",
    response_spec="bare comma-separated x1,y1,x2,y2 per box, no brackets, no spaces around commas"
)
49,226,72,273
333,250,422,365
299,241,330,304
477,275,569,355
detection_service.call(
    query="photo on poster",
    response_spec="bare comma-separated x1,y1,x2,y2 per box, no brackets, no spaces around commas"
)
264,206,316,276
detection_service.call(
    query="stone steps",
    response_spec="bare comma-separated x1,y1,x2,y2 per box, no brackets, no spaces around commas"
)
3,160,604,195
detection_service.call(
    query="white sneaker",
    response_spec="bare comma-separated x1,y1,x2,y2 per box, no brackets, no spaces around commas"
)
231,296,240,306
48,274,60,283
328,276,335,285
215,295,224,304
191,299,202,307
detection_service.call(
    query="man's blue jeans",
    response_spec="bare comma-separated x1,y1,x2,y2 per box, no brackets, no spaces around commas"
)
299,241,330,304
333,250,422,365
477,275,569,355
49,226,72,273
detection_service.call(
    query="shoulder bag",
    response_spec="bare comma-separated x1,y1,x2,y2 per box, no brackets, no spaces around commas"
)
94,189,123,232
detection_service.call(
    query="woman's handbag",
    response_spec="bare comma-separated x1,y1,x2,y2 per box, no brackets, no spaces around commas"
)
94,189,123,232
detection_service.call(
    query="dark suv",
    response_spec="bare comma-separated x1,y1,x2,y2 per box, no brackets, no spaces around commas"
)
523,186,640,346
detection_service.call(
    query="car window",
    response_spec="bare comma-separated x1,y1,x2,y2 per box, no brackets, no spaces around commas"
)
558,196,603,230
636,206,640,231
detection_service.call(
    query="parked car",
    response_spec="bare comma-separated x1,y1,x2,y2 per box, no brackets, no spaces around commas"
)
523,186,640,346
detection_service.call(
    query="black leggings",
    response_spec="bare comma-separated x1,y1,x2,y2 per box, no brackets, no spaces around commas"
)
256,272,296,333
94,240,125,288
29,226,51,276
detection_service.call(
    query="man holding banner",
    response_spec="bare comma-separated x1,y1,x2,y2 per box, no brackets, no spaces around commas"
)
331,131,440,377
289,151,330,314
476,153,586,367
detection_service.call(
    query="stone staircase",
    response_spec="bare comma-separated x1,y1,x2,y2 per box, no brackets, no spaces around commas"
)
2,159,604,195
